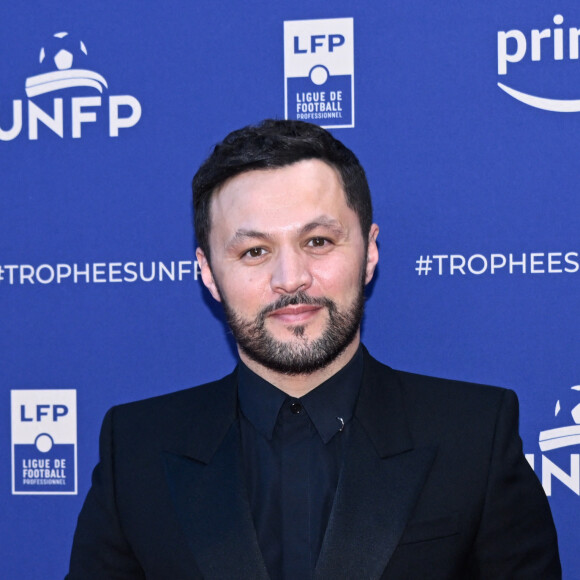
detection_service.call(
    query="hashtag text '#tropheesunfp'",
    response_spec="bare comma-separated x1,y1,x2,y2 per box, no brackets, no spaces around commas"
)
0,261,202,285
415,252,579,276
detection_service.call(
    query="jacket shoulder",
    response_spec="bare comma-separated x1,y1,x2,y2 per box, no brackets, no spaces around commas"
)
361,350,518,445
396,368,508,402
100,371,238,458
365,350,510,408
113,371,237,418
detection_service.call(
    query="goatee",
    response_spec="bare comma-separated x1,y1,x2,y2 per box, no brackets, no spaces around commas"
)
222,288,365,375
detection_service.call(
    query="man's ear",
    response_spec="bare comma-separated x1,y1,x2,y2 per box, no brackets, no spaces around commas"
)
364,224,379,285
195,248,222,302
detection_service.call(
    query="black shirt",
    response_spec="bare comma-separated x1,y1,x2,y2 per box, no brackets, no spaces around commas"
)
237,346,363,580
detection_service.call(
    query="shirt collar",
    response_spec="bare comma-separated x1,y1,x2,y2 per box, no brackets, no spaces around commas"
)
237,345,364,444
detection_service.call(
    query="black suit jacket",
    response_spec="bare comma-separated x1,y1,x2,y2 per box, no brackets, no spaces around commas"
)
67,350,561,579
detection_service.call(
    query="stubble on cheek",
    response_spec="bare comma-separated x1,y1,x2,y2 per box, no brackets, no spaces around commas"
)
209,255,368,375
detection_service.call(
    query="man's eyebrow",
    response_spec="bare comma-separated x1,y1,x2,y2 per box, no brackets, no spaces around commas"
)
301,217,347,237
226,218,347,250
226,229,273,250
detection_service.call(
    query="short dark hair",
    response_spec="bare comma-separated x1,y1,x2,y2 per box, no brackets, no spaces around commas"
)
192,119,373,259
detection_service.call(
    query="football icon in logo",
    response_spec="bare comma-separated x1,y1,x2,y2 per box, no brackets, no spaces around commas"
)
539,385,580,451
39,31,88,71
25,31,108,98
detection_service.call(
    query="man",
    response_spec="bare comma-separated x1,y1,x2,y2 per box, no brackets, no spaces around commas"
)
67,120,560,579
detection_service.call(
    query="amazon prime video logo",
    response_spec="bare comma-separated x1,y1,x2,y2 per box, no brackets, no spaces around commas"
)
497,14,580,112
284,18,354,128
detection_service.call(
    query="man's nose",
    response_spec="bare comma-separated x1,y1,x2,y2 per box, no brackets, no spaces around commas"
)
270,248,313,294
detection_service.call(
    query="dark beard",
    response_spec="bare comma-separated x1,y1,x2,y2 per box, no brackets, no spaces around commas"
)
222,287,365,375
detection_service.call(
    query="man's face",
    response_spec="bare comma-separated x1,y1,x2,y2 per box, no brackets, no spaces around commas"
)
196,159,379,375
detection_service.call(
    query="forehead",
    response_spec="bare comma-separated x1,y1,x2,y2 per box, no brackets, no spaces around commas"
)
209,159,352,233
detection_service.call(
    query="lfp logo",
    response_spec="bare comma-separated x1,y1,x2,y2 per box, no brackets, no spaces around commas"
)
11,390,77,495
284,18,354,128
526,385,580,496
0,31,141,141
497,14,580,112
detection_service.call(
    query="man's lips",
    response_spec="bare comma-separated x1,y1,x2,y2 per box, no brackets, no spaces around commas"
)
268,304,323,324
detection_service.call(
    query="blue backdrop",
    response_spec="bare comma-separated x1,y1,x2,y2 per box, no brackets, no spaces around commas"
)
1,1,578,577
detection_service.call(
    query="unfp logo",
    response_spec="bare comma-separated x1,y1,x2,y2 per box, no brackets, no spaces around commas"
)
11,390,77,495
497,14,580,112
284,18,354,128
526,385,580,496
0,31,141,141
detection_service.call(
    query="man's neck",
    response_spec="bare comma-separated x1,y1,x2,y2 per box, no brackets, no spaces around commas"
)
238,336,361,398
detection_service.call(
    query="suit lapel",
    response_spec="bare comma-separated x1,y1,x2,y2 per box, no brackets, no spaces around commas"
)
162,373,269,580
315,351,437,580
314,423,436,579
160,351,433,580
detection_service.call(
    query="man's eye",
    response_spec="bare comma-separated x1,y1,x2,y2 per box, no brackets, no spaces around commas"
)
244,247,266,258
308,237,330,248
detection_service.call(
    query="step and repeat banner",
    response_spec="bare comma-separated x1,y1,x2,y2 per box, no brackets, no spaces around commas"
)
1,1,578,577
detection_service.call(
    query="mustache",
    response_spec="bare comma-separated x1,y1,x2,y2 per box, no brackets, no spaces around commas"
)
258,292,335,319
